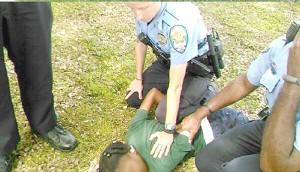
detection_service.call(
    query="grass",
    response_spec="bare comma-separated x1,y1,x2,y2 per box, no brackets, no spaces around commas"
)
4,2,300,172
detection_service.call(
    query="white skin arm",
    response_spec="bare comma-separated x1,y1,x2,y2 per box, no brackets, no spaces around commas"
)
261,31,300,172
126,41,147,100
150,63,187,158
166,64,187,124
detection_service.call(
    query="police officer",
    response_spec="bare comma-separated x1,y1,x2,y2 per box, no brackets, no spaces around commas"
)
177,22,300,171
126,2,212,158
0,3,77,171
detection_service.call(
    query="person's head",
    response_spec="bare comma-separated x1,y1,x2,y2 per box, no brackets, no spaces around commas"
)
98,141,149,172
127,2,161,23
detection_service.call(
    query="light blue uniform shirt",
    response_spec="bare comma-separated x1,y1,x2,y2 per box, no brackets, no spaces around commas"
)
247,35,300,151
135,2,209,66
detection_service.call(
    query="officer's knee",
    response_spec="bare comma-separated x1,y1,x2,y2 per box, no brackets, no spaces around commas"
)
222,159,241,172
155,108,165,124
126,93,142,109
155,97,167,123
222,154,261,172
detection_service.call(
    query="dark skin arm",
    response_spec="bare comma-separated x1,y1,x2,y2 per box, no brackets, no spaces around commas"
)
261,31,300,172
139,88,164,112
177,74,258,141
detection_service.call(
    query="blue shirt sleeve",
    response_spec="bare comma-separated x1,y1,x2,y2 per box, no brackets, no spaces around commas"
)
135,20,144,42
246,38,280,86
169,6,208,66
135,19,140,35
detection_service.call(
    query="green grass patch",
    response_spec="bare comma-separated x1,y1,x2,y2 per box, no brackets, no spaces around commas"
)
4,2,300,171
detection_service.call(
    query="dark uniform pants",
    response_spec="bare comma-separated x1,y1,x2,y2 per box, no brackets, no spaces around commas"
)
126,60,212,120
126,61,170,108
195,120,265,172
0,2,57,156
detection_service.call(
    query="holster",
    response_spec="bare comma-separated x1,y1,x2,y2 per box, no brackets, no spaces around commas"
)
138,30,224,78
187,54,213,78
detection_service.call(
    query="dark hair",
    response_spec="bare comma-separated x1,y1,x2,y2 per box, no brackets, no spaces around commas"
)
98,141,133,172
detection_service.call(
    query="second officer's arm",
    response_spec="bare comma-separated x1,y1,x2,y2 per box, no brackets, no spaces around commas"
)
261,31,300,172
177,74,257,140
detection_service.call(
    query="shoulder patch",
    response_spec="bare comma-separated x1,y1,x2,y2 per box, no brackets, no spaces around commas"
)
169,25,188,53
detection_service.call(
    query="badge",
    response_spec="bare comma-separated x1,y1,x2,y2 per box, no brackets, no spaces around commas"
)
271,62,278,75
158,32,167,46
169,25,188,53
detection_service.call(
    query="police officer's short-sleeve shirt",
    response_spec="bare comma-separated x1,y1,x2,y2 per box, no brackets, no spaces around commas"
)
135,2,209,66
247,35,300,151
126,109,206,172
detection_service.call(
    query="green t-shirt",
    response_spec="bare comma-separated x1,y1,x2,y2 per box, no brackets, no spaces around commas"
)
126,109,206,172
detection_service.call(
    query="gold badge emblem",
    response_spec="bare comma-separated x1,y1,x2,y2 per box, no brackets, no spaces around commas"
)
158,32,167,46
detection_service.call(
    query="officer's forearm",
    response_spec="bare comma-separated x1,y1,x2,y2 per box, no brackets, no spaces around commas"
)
197,74,257,118
165,64,186,125
261,83,300,171
135,42,147,80
165,86,182,125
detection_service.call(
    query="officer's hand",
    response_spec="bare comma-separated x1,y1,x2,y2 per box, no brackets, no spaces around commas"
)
125,79,143,100
177,113,202,141
287,31,300,79
149,131,174,158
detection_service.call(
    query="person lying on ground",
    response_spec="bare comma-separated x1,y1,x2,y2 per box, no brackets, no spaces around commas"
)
99,87,248,172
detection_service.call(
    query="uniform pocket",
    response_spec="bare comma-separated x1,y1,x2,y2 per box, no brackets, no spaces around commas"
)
260,68,280,93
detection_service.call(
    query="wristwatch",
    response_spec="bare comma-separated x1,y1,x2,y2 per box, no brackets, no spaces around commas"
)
164,123,177,134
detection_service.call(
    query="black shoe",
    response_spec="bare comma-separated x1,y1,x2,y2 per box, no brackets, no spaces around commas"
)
36,125,78,152
0,154,12,172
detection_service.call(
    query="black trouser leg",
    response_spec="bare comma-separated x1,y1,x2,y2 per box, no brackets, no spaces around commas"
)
222,154,261,172
0,20,20,155
2,2,57,136
195,120,265,172
126,61,169,108
155,74,211,123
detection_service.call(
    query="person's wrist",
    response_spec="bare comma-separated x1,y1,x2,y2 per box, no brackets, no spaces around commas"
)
193,108,207,121
136,78,143,81
163,128,176,134
164,123,177,134
203,103,213,114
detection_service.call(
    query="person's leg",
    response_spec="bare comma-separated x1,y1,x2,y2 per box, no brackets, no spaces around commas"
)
4,2,56,134
209,107,249,138
4,2,77,152
140,88,165,111
0,8,20,156
155,75,211,123
178,75,212,121
195,120,265,172
222,154,261,172
126,61,169,108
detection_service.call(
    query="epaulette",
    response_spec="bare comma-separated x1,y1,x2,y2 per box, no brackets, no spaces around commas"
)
161,9,179,30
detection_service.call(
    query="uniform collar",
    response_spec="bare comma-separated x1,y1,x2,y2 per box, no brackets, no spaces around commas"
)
147,2,167,29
